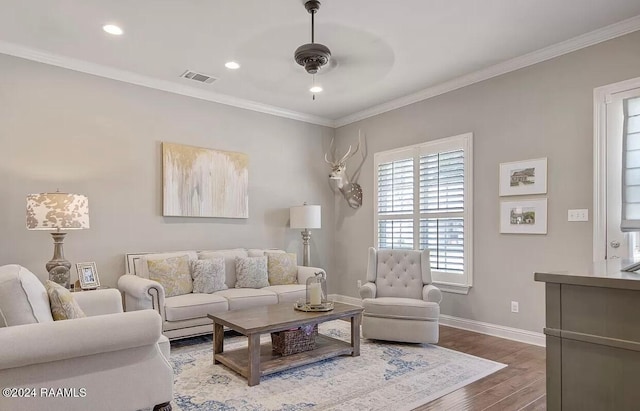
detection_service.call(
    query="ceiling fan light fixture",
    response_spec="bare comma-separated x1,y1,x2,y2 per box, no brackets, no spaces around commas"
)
310,85,323,93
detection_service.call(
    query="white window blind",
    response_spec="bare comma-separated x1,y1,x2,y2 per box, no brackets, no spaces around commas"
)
419,150,465,272
374,133,473,293
377,158,414,215
622,96,640,231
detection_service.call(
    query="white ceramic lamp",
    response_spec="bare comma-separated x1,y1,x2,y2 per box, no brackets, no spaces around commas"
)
26,192,90,288
290,203,321,266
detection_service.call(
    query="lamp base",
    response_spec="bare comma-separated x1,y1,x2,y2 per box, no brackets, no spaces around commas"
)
300,229,313,267
46,232,71,288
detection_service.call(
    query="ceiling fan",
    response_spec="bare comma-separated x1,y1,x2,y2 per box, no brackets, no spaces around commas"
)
294,0,331,75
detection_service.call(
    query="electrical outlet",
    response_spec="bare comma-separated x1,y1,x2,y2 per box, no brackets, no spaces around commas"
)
511,301,519,313
357,280,362,289
568,209,589,222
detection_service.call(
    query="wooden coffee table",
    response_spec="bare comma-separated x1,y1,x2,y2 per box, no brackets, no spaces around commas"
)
207,302,363,386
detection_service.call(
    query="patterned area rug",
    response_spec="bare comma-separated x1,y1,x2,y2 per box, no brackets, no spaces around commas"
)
170,321,505,411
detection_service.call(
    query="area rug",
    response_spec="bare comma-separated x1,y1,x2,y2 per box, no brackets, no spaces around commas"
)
170,321,506,411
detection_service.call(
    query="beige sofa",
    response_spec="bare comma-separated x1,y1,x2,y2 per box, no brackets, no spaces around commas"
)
117,248,325,340
0,264,173,411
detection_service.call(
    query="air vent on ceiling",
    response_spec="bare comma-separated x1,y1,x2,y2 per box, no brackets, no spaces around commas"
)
180,70,217,84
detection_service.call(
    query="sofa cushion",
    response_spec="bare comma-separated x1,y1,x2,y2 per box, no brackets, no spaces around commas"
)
248,249,285,257
198,248,248,288
263,284,306,303
235,256,269,288
191,258,227,293
164,293,229,322
363,297,439,321
213,288,278,310
137,251,198,279
147,255,193,297
266,252,298,285
45,280,86,321
0,264,54,327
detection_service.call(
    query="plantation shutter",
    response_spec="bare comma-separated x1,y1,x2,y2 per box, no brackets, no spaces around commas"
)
419,150,465,272
373,133,473,291
622,96,640,231
377,157,414,249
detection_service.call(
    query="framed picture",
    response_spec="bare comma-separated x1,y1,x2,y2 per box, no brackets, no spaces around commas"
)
500,198,548,234
76,262,100,289
499,157,547,196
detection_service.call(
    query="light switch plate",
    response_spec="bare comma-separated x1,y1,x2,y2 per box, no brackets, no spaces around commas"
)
568,209,589,222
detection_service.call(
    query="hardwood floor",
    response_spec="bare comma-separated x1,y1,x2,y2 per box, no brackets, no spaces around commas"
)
415,325,546,411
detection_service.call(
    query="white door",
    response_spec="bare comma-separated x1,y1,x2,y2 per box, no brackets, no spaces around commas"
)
605,87,640,260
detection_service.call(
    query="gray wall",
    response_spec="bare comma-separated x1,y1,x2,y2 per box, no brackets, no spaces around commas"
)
0,54,335,289
333,31,640,333
2,30,640,334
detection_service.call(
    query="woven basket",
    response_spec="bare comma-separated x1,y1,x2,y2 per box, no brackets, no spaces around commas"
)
271,324,318,356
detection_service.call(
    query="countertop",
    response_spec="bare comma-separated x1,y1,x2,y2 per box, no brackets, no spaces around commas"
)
534,259,640,290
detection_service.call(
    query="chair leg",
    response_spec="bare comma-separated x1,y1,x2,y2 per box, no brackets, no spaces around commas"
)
153,402,172,411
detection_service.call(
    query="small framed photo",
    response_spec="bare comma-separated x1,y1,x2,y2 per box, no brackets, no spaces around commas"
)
499,157,547,196
500,198,548,234
76,262,100,289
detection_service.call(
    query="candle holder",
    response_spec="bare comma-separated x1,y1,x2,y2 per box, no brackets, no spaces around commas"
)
294,272,333,312
306,271,327,306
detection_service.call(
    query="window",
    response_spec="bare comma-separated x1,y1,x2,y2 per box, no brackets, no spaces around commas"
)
593,78,640,263
621,96,640,231
374,133,473,293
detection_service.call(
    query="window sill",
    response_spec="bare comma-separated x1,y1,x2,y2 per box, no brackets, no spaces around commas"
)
434,282,470,295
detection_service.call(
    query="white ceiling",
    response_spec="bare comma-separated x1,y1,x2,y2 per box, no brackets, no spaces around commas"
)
1,0,640,127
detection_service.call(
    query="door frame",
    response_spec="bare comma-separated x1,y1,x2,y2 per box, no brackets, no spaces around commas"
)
593,76,640,261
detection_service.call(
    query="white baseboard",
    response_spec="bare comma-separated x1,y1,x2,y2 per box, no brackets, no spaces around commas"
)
439,315,545,347
330,294,363,306
329,294,546,347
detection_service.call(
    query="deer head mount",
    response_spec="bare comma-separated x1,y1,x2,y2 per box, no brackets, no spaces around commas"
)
325,131,366,209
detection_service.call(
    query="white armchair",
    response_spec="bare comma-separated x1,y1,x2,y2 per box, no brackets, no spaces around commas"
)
0,265,173,411
358,248,442,343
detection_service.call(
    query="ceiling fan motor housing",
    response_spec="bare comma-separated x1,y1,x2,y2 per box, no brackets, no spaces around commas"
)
294,0,331,74
295,43,331,74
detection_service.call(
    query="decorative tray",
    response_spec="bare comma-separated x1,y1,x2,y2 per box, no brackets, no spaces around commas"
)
294,301,334,312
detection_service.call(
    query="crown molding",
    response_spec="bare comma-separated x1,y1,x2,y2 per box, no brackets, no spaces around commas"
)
334,14,640,128
0,40,335,128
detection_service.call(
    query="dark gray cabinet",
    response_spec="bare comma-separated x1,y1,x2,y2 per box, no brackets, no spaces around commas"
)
535,264,640,410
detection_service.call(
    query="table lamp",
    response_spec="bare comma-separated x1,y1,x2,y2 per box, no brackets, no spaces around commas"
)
290,203,321,266
26,192,90,288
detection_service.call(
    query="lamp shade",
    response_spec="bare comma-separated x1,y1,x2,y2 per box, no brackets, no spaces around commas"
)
26,193,90,230
290,204,321,229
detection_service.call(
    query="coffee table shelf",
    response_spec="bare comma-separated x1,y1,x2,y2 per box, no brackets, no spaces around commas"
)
214,334,353,378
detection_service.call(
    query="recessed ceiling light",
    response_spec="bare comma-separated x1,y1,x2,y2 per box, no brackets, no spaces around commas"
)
310,86,323,93
102,24,123,35
225,61,240,70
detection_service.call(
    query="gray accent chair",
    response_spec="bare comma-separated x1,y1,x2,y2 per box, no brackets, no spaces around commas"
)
358,247,442,344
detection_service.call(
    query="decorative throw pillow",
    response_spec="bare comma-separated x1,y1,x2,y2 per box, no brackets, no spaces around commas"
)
191,258,227,294
45,280,86,321
266,252,298,285
235,256,269,288
147,255,193,297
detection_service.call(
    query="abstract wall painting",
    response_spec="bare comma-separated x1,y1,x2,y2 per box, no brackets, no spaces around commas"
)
162,142,248,218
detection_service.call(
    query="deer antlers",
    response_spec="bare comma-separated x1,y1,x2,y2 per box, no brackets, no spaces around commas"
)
324,133,361,166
